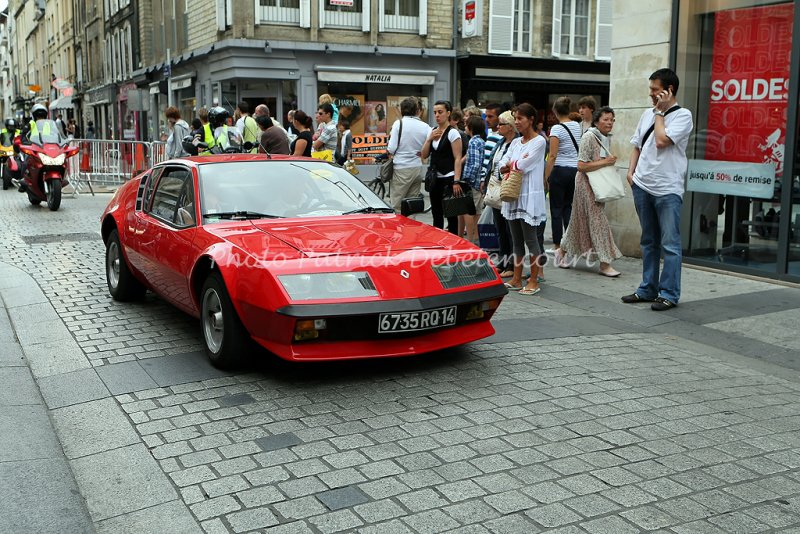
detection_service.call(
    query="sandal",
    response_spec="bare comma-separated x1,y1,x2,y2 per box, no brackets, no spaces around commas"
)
519,286,541,296
599,269,621,278
504,282,522,291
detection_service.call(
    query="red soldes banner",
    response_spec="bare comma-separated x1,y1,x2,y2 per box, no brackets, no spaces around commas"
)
706,3,793,175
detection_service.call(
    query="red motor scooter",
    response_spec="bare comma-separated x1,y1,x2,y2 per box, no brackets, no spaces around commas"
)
15,119,79,211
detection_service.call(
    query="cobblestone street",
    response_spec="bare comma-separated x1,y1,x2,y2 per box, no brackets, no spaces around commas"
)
2,190,800,533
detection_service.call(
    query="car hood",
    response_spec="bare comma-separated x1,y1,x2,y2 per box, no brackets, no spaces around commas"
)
252,216,460,257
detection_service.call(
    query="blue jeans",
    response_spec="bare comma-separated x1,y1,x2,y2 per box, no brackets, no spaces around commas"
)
631,183,682,304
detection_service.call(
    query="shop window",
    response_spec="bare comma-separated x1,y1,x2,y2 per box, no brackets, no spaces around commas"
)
677,1,795,278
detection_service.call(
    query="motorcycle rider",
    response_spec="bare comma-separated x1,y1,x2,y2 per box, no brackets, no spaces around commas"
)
16,105,51,191
208,106,242,153
19,104,50,145
0,118,20,146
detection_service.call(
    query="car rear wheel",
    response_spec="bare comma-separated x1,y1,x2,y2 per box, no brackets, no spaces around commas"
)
106,229,146,301
201,271,248,369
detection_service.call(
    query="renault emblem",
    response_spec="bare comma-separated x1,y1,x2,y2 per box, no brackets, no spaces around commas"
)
400,269,410,279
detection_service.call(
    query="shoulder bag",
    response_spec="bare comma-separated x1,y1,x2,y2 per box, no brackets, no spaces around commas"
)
586,135,625,203
640,106,682,148
483,141,512,209
379,118,403,183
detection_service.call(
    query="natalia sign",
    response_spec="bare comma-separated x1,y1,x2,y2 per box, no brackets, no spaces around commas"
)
705,3,792,176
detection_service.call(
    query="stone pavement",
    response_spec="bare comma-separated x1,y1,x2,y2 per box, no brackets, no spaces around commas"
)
1,189,800,533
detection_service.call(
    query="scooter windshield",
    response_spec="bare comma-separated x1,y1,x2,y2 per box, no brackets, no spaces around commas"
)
31,120,64,147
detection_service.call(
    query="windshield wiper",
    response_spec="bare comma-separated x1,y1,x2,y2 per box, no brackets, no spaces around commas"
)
342,206,395,215
202,211,282,220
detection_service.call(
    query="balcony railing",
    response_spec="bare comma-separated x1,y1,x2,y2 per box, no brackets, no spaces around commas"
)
320,0,365,30
383,13,418,32
258,2,301,25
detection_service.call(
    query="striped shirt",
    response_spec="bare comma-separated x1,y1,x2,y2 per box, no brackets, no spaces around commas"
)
482,131,502,181
550,121,582,167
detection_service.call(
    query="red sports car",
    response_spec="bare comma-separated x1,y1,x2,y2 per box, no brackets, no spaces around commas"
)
100,155,506,368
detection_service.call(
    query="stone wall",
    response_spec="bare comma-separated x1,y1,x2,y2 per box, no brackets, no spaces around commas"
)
607,0,672,256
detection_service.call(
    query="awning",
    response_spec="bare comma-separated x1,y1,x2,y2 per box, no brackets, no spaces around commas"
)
49,96,74,110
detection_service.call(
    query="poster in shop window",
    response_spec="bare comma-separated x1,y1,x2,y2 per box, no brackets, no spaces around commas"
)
386,96,430,131
333,94,365,136
705,3,792,179
364,101,387,134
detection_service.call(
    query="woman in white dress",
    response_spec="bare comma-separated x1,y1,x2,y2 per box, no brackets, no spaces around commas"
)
499,103,548,295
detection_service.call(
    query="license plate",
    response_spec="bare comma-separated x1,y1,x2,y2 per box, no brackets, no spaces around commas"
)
378,306,457,333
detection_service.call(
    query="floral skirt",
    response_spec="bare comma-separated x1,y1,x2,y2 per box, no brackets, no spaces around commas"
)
560,171,622,264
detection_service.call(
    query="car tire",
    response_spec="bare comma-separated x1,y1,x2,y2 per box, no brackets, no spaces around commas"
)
201,271,248,369
106,228,146,301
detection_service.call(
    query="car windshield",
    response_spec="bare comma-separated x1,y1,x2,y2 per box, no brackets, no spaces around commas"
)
198,161,391,221
31,120,65,146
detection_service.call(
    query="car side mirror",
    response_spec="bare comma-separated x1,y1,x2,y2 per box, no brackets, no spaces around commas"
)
400,195,425,216
242,141,255,152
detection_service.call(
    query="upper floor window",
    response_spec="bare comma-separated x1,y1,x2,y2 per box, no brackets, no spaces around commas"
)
255,0,308,27
379,0,427,34
320,0,367,31
512,0,530,53
552,0,611,60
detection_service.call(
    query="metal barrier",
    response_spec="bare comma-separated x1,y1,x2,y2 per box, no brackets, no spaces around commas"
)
65,139,168,195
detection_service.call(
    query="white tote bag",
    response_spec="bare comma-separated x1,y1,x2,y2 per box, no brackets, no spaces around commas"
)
587,137,625,203
484,175,503,209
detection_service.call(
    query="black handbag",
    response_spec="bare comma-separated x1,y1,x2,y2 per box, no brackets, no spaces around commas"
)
442,187,476,218
424,165,437,192
400,195,425,216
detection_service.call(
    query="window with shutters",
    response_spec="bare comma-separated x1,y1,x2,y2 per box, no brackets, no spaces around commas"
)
559,0,589,56
256,0,302,25
380,0,426,34
512,0,531,53
320,0,369,30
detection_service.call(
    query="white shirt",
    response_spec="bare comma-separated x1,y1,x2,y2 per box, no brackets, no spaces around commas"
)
630,105,694,197
387,116,432,169
499,135,548,226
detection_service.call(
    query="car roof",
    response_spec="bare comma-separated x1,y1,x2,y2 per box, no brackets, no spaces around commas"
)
165,154,320,167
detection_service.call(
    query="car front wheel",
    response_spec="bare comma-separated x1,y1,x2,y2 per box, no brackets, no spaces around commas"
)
201,271,248,369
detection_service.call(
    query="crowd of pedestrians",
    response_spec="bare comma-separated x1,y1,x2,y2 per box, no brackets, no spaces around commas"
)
158,67,692,311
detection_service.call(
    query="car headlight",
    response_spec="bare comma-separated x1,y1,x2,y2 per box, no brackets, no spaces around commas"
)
40,153,66,166
433,258,497,289
279,272,378,301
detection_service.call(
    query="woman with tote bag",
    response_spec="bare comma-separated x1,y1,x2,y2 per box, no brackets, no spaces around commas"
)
558,106,623,276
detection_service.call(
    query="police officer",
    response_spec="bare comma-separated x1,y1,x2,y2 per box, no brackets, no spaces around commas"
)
208,107,241,154
16,104,51,191
0,119,20,146
193,107,215,155
19,104,50,145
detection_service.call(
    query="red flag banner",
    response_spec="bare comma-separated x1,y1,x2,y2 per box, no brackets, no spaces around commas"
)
706,3,793,176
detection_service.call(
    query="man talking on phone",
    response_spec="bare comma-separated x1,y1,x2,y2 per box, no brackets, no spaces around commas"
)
622,68,694,311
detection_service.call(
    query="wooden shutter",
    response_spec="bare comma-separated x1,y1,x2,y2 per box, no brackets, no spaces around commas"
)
300,0,311,27
488,0,513,55
362,0,371,32
551,0,561,57
378,0,385,31
595,0,612,60
419,0,427,36
318,0,326,28
216,0,226,30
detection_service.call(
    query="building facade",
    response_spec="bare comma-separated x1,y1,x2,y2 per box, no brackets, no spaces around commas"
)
457,0,611,125
609,0,799,283
134,0,455,142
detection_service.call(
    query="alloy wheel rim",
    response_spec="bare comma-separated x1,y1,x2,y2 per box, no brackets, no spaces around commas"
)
203,289,224,353
107,242,120,288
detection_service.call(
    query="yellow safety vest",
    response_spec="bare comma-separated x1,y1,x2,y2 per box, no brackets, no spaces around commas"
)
214,125,231,152
28,120,51,142
242,116,258,153
199,123,215,155
0,128,20,145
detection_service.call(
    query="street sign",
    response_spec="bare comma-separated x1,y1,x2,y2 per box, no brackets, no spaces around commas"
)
163,64,171,78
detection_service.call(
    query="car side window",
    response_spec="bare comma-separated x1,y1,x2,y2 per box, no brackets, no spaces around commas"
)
148,167,192,226
141,168,163,212
175,178,196,227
